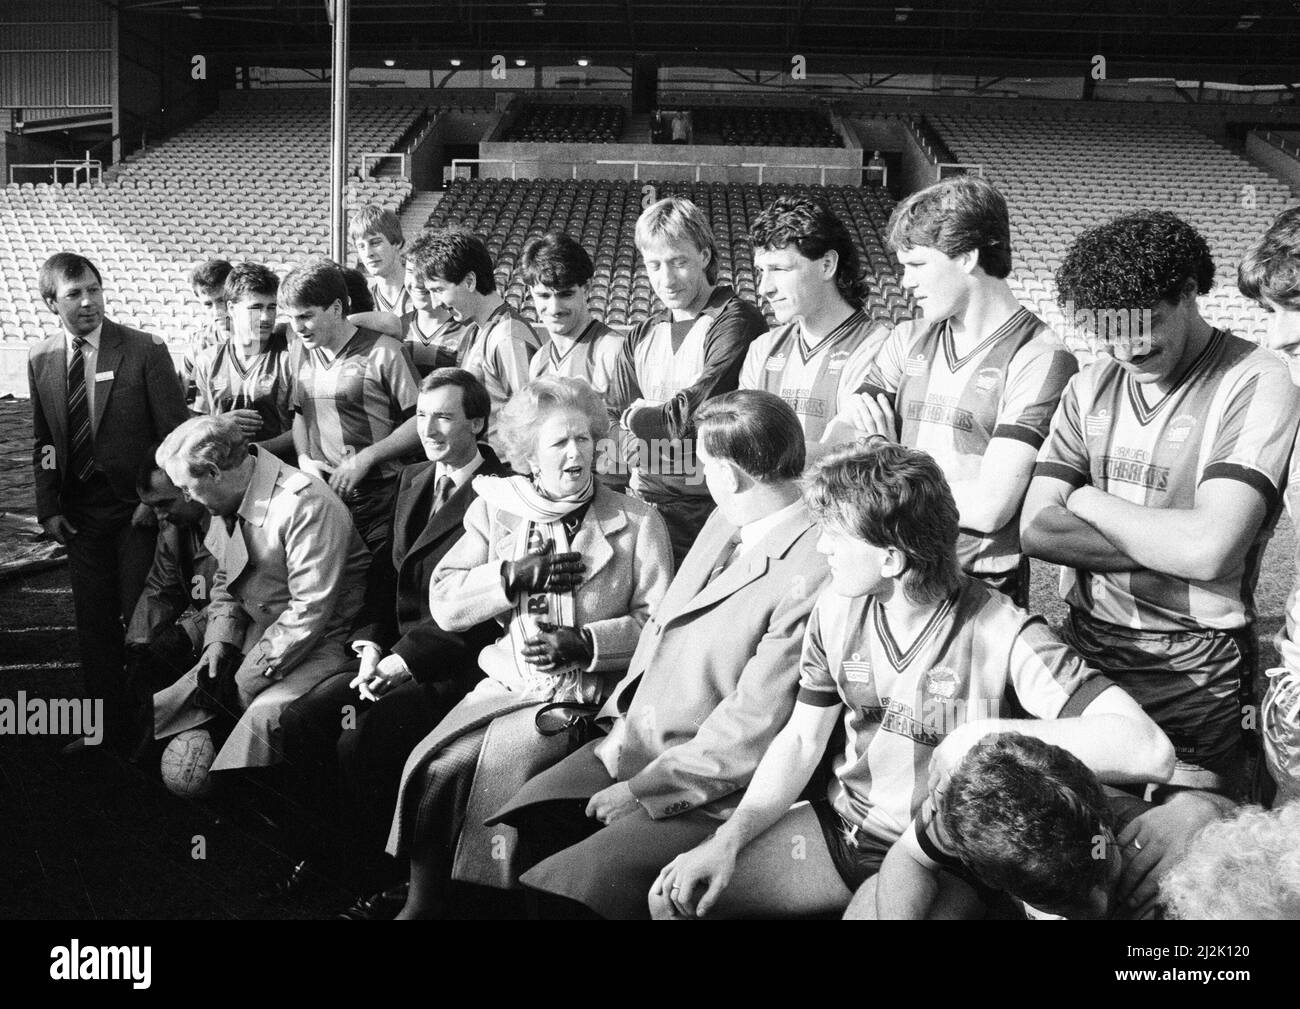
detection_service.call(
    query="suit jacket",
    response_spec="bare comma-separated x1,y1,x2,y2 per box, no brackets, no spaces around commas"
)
428,481,676,694
28,318,189,521
494,500,830,826
153,449,371,769
387,480,675,886
125,516,219,648
351,447,513,681
202,448,370,683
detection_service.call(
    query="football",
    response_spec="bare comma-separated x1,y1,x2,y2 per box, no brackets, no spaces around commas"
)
159,728,216,799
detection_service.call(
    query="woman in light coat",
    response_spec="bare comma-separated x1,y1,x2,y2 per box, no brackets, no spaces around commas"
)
385,375,674,917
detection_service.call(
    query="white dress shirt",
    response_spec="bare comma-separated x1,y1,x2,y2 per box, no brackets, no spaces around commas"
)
737,498,804,560
435,449,484,491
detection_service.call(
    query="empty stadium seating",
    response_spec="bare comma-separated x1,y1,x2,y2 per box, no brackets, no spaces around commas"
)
0,103,422,345
426,178,911,330
503,103,625,143
929,113,1299,349
690,106,842,148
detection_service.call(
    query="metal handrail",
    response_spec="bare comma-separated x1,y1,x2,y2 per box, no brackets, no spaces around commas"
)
360,151,409,178
451,156,853,184
8,157,102,185
1259,130,1300,160
936,162,985,180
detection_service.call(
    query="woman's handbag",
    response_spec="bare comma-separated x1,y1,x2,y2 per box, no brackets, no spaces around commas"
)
534,701,604,754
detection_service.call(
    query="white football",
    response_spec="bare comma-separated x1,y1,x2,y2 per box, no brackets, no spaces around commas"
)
160,728,216,798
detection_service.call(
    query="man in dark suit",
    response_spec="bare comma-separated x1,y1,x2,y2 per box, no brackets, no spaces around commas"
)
272,368,511,911
28,253,189,752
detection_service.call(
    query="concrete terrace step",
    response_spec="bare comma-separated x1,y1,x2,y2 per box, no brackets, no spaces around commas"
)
400,190,445,236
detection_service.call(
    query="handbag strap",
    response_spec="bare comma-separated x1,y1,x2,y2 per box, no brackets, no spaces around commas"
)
534,701,601,737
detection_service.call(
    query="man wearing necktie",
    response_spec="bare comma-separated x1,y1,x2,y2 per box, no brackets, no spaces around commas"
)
491,390,833,919
28,253,189,752
271,368,512,910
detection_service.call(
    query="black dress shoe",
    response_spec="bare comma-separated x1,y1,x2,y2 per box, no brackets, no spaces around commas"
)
336,883,410,921
257,860,338,902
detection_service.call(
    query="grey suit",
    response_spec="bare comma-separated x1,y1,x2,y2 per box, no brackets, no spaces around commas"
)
491,500,831,918
28,318,188,746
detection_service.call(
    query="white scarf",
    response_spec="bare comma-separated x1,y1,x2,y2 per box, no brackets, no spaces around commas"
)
473,473,599,702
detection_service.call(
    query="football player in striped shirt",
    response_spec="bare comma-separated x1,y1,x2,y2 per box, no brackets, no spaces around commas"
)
410,226,541,457
181,259,232,407
347,254,467,380
1237,206,1300,805
1023,210,1300,801
284,257,422,551
350,205,413,328
648,441,1172,920
741,196,887,459
192,262,295,460
865,732,1227,920
823,176,1077,607
608,197,767,564
521,231,628,489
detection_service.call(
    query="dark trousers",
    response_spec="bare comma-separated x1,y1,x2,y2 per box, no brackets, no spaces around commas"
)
63,476,157,749
970,556,1030,609
278,665,476,885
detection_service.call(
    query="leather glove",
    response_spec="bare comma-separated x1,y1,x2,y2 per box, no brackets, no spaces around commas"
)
501,551,586,598
193,644,243,717
521,621,594,670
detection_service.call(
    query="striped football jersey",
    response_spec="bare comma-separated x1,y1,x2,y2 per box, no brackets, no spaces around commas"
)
796,577,1111,843
1035,329,1300,632
858,307,1077,577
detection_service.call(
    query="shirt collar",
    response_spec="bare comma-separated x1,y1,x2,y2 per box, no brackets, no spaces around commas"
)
65,324,103,354
436,449,484,489
234,448,279,526
738,498,804,554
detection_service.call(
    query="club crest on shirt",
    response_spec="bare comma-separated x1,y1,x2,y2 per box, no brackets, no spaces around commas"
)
974,367,1001,395
1164,414,1197,445
765,353,787,372
924,665,960,700
1085,408,1111,438
826,351,852,374
905,354,929,376
840,652,873,683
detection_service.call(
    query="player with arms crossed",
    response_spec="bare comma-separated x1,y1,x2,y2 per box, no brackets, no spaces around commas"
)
1022,210,1300,807
824,176,1077,606
741,195,887,460
608,196,767,564
649,440,1172,920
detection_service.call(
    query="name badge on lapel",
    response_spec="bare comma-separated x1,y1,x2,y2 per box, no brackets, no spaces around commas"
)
94,370,115,382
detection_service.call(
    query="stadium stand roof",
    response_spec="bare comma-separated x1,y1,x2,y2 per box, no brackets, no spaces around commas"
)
116,0,1300,84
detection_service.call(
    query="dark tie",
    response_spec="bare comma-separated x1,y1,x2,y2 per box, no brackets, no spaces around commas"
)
67,337,95,482
432,474,455,512
706,533,742,585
